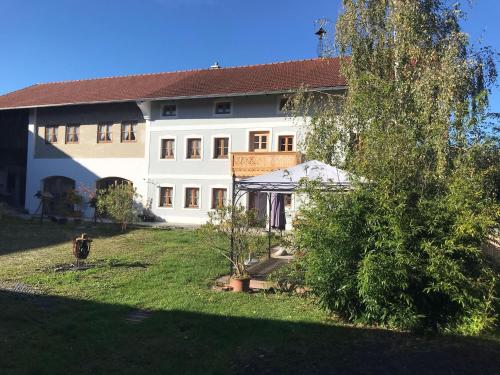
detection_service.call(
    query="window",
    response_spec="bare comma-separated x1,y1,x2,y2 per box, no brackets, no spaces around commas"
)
249,131,270,152
185,187,200,208
159,187,173,208
65,125,79,144
186,138,202,159
279,97,290,112
161,139,175,159
44,126,58,143
97,123,113,143
214,101,231,115
121,122,137,142
248,191,260,210
278,135,294,152
212,188,227,209
284,193,292,209
349,131,361,152
162,104,177,117
213,137,229,159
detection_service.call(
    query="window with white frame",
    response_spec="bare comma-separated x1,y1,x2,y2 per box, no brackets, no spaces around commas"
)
211,188,227,209
213,137,229,159
186,138,202,159
159,186,173,207
214,101,231,115
160,138,175,159
161,104,177,117
249,131,269,152
185,187,200,208
278,135,294,152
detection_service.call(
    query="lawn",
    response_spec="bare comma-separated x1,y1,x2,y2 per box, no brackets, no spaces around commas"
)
0,217,499,375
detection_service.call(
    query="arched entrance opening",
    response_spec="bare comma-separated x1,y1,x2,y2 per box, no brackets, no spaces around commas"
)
96,177,132,191
42,176,76,215
94,177,133,219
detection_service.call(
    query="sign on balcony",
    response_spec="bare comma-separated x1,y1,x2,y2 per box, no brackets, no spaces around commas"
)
231,152,302,177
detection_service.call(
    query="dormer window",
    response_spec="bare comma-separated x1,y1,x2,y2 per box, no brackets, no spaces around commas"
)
214,101,231,115
162,104,177,117
278,97,292,112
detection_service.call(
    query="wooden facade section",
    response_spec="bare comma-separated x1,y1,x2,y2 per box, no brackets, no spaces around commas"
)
231,151,302,177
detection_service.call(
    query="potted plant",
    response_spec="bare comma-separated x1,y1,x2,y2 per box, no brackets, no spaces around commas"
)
200,205,265,292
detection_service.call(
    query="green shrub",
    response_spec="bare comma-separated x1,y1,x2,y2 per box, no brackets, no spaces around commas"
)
269,255,306,293
96,184,139,231
297,181,498,334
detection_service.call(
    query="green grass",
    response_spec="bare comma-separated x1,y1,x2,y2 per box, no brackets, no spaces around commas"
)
0,216,499,374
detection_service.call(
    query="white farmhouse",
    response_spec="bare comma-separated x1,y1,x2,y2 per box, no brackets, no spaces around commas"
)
0,58,346,225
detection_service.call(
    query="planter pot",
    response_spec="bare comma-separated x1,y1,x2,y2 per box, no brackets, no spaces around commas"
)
230,277,251,292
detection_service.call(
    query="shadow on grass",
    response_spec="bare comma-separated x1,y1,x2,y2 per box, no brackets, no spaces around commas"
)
0,216,132,256
0,290,499,375
47,259,150,272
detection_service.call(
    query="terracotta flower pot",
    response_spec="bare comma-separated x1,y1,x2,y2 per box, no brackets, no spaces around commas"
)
230,277,251,292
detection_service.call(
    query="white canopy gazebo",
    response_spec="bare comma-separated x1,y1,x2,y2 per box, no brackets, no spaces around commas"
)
234,160,354,193
229,160,354,269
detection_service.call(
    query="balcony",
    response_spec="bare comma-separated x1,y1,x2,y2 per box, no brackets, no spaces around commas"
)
231,152,302,177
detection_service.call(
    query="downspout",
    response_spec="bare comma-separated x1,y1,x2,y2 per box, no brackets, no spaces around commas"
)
24,108,37,214
136,101,152,212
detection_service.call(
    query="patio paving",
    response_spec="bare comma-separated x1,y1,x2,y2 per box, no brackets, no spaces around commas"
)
215,248,293,290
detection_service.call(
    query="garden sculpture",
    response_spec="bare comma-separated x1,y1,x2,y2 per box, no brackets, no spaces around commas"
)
72,233,92,267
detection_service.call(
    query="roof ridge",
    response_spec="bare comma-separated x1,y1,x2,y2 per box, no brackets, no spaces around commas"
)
35,57,340,86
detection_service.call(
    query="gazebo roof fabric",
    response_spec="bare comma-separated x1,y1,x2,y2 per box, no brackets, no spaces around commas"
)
237,160,353,192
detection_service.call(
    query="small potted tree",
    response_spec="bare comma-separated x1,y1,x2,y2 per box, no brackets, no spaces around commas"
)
64,189,84,221
200,205,265,292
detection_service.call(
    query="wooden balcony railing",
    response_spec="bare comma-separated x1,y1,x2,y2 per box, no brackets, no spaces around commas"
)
231,152,302,177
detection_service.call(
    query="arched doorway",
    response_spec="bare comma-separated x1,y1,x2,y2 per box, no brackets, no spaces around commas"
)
96,177,132,191
42,176,76,215
94,177,133,219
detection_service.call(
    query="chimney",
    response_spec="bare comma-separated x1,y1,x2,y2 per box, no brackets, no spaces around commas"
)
210,62,221,69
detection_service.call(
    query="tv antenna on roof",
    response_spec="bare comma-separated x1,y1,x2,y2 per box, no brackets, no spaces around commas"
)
314,18,333,58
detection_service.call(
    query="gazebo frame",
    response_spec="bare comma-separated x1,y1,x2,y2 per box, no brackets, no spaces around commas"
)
230,174,294,272
229,165,352,276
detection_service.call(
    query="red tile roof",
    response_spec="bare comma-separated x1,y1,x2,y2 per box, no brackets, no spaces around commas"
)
0,58,345,110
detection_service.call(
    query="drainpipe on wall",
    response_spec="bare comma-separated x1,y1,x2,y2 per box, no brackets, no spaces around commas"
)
24,108,37,214
136,101,153,212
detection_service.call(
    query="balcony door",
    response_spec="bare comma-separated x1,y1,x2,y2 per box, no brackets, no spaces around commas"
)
249,131,270,152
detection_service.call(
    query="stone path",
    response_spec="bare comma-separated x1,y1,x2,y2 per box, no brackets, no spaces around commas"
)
247,257,290,280
0,281,55,310
0,281,40,295
215,248,293,290
125,309,152,323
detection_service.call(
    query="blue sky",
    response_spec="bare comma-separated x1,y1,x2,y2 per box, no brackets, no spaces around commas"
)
0,0,498,113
